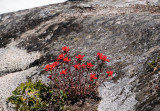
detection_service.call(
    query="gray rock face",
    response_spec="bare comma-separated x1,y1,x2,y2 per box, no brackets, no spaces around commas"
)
0,0,160,111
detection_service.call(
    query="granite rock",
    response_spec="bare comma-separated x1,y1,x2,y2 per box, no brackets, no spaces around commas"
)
0,0,160,111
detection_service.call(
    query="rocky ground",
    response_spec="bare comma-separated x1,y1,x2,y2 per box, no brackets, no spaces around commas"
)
0,0,160,111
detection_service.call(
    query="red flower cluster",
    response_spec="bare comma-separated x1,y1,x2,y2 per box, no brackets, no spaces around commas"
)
106,70,113,77
63,57,71,63
44,61,59,71
57,53,65,60
60,69,67,75
87,62,94,68
97,52,103,59
44,46,114,100
62,46,70,53
97,52,110,62
44,64,51,71
53,61,59,66
81,64,86,69
76,54,85,61
73,64,80,70
90,74,97,81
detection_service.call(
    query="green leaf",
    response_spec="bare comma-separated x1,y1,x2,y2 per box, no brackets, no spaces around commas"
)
8,80,66,111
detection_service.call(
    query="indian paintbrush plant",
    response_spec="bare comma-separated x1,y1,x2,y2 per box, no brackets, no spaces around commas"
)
44,46,113,101
8,46,113,110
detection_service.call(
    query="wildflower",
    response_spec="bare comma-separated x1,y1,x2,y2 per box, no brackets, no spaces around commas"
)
106,58,110,62
60,69,67,75
52,61,59,67
48,75,52,80
44,64,51,71
101,55,110,62
81,64,86,69
106,71,113,77
87,62,94,68
73,64,80,70
97,52,103,59
53,61,59,65
50,64,56,69
90,73,97,81
57,53,65,60
63,57,71,63
62,46,70,53
75,54,85,61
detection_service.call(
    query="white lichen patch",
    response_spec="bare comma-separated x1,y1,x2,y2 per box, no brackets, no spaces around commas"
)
0,41,40,73
98,76,137,111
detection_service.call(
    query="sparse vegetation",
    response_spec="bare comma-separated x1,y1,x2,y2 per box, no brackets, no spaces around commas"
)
8,46,114,110
8,80,67,111
148,56,160,71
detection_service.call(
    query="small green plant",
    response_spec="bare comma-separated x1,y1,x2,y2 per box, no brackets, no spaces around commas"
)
148,56,160,70
8,80,67,111
148,60,156,69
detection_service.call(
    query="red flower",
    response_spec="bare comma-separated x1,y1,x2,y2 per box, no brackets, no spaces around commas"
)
101,55,106,61
106,58,110,62
101,55,110,62
44,64,51,71
57,53,65,60
75,54,85,61
106,71,113,77
62,46,70,53
48,75,52,80
81,64,86,69
60,69,67,75
73,64,80,70
50,64,55,69
97,52,103,59
87,62,94,68
90,73,97,81
52,61,59,67
63,57,71,63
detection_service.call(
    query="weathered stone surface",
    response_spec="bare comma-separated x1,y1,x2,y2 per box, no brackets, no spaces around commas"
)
0,0,160,111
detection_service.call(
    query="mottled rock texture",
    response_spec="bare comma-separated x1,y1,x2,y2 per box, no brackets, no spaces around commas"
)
0,0,160,111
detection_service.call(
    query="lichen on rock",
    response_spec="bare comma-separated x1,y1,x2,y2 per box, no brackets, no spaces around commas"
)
0,0,160,111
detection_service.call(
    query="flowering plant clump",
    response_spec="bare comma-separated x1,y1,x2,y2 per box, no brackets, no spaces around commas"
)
44,46,113,99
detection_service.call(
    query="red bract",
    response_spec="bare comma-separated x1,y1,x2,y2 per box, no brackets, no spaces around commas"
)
87,62,94,68
48,75,52,80
44,64,56,71
57,53,65,60
97,52,103,59
106,71,113,77
50,64,55,69
101,55,110,62
106,58,110,62
73,64,80,70
60,69,67,75
52,61,59,67
75,54,85,61
62,46,70,53
44,64,51,71
90,73,97,81
81,64,86,69
63,57,71,63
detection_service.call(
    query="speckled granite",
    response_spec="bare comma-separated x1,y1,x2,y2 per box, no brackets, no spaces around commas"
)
0,0,160,111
